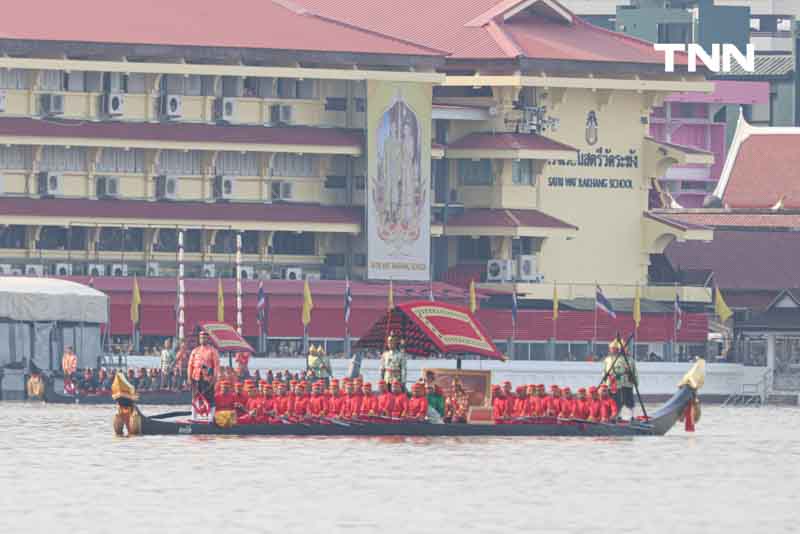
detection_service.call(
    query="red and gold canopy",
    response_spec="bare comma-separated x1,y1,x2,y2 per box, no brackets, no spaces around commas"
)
355,301,504,360
198,321,254,353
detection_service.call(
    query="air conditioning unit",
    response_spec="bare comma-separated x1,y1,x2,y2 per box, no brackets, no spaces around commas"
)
0,264,11,275
96,176,120,198
0,91,6,112
55,263,72,276
283,267,303,281
87,264,105,277
103,92,125,116
146,262,160,277
25,264,44,276
37,172,62,197
213,175,234,200
161,94,183,119
214,97,236,123
155,175,179,200
202,264,216,278
516,254,539,282
238,266,255,280
111,263,128,277
10,268,24,276
40,94,65,116
486,259,514,282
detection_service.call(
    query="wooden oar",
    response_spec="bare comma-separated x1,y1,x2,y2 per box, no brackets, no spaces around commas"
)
150,410,192,420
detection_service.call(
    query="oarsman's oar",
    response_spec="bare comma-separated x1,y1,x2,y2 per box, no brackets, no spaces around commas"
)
150,410,192,420
320,417,351,428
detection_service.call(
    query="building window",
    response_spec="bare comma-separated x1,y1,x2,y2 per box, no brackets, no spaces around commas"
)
511,237,534,257
512,160,534,185
40,147,87,172
681,180,714,192
459,159,493,186
354,97,366,112
0,146,31,170
184,229,202,253
0,225,26,249
154,229,178,253
657,23,691,44
242,231,259,254
354,254,367,267
272,231,315,255
277,79,315,99
212,230,237,254
216,152,259,176
271,154,318,177
457,237,491,261
354,176,366,191
325,253,346,267
325,155,348,188
96,148,146,174
159,150,203,175
0,69,30,90
325,97,348,111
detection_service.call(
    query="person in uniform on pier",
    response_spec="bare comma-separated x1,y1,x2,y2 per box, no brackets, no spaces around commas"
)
61,346,78,383
186,330,220,421
159,338,176,389
380,332,407,387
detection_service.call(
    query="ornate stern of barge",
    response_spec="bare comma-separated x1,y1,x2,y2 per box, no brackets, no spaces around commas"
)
111,373,141,436
677,358,705,431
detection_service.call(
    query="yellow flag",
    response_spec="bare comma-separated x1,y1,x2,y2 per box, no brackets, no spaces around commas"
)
715,287,733,322
130,275,141,325
552,282,559,321
633,285,641,329
469,279,477,314
216,278,225,322
302,279,314,326
387,280,394,310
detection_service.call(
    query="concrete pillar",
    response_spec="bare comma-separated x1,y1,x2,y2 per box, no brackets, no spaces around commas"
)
766,334,776,372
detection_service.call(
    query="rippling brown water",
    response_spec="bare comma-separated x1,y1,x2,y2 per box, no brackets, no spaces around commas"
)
1,403,799,534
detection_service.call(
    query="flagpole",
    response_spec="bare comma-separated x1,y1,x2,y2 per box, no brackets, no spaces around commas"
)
235,232,242,335
673,282,678,362
177,229,184,342
593,284,598,356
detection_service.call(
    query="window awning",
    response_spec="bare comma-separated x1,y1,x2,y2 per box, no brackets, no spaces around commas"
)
433,208,577,238
445,132,577,160
644,137,714,167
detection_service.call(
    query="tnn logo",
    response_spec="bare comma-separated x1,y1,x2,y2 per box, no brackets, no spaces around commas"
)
654,43,755,73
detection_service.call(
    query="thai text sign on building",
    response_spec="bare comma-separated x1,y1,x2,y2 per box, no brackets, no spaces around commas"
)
367,81,432,281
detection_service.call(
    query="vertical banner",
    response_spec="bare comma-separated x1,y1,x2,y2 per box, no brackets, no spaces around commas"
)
367,80,432,281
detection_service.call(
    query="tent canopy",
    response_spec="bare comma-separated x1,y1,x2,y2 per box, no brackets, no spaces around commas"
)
0,277,108,323
198,322,254,353
355,301,505,360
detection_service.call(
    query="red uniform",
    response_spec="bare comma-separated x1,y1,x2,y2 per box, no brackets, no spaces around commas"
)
276,394,293,416
360,394,378,416
309,394,327,417
559,398,575,418
525,396,542,417
407,396,428,419
391,392,409,418
328,393,345,416
377,392,394,416
293,395,309,417
492,396,508,420
346,394,363,418
215,391,236,411
572,398,589,419
260,397,277,422
544,395,561,417
599,396,618,422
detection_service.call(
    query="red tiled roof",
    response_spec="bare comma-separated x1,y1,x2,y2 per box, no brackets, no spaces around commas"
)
0,118,363,151
665,230,800,291
644,211,709,230
645,137,713,156
0,0,443,56
293,0,684,63
654,211,800,230
722,132,800,209
445,208,577,229
447,132,577,152
0,197,362,226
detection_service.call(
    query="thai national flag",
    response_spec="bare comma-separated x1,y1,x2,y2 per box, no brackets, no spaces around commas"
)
256,280,266,330
595,284,616,319
344,278,353,324
674,293,683,331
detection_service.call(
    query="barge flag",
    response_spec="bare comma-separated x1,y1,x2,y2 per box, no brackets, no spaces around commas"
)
344,278,353,324
216,278,225,322
595,284,616,319
130,275,141,325
469,280,477,314
387,280,394,310
674,291,683,330
552,282,559,321
256,280,266,332
633,285,641,328
511,291,518,331
302,279,314,326
715,286,733,322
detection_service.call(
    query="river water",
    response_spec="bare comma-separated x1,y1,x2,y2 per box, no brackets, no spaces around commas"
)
1,403,798,534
